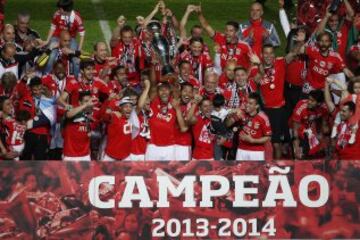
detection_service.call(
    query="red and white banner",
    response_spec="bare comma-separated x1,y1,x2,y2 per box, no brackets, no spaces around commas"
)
0,160,359,239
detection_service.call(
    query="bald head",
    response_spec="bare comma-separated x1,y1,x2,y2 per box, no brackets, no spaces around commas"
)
59,30,71,48
94,42,108,61
250,2,263,21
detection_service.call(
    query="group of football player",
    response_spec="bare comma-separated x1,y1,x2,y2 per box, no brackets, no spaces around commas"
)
0,0,360,161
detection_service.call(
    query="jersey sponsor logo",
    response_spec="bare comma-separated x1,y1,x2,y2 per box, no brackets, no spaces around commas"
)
156,112,173,122
312,65,329,76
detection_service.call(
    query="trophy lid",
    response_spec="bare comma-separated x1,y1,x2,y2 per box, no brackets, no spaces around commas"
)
147,20,161,33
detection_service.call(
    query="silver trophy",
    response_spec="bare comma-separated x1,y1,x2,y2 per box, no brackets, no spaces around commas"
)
147,20,174,75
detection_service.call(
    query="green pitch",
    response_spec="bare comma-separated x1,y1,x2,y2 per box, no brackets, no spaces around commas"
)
5,0,287,53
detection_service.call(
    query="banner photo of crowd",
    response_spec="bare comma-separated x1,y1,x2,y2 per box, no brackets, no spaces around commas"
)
0,160,359,239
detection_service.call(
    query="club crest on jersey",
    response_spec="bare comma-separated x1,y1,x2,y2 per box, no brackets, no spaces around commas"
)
93,88,98,94
319,61,326,68
254,122,260,130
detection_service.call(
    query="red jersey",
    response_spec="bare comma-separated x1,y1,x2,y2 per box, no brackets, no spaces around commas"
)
64,77,110,106
111,39,144,86
51,10,85,38
131,112,148,155
192,114,215,159
291,99,328,138
107,80,123,95
258,58,286,108
177,50,213,84
286,57,306,86
2,117,26,148
213,32,252,69
174,102,192,146
305,45,345,89
105,113,132,160
148,97,176,146
336,120,360,160
238,111,272,151
62,110,99,157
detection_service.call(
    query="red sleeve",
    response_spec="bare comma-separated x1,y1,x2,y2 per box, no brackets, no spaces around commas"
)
305,45,316,59
213,32,225,45
203,52,213,68
292,101,306,123
51,12,59,27
332,55,346,73
261,114,272,136
75,12,85,34
64,80,76,94
99,81,111,95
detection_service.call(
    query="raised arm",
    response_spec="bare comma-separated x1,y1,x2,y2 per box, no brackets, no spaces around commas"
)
324,78,336,113
172,98,189,132
66,97,94,119
279,0,291,37
143,2,161,28
186,95,202,125
315,6,331,35
110,16,127,49
197,5,215,38
344,0,355,21
180,5,197,39
137,79,151,113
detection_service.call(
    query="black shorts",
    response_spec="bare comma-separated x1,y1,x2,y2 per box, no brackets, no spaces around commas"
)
264,107,288,143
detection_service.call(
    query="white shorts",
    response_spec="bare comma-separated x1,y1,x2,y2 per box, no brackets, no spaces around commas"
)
129,154,145,161
236,149,265,161
63,155,91,161
174,145,191,161
102,153,130,161
145,144,175,161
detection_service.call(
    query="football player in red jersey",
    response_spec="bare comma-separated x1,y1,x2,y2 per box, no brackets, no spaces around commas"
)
187,96,215,160
101,97,133,161
0,96,29,160
298,32,353,91
291,90,329,159
62,91,98,161
333,101,360,159
197,6,253,71
174,82,194,160
226,92,272,161
144,78,188,160
250,44,287,159
58,59,111,109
